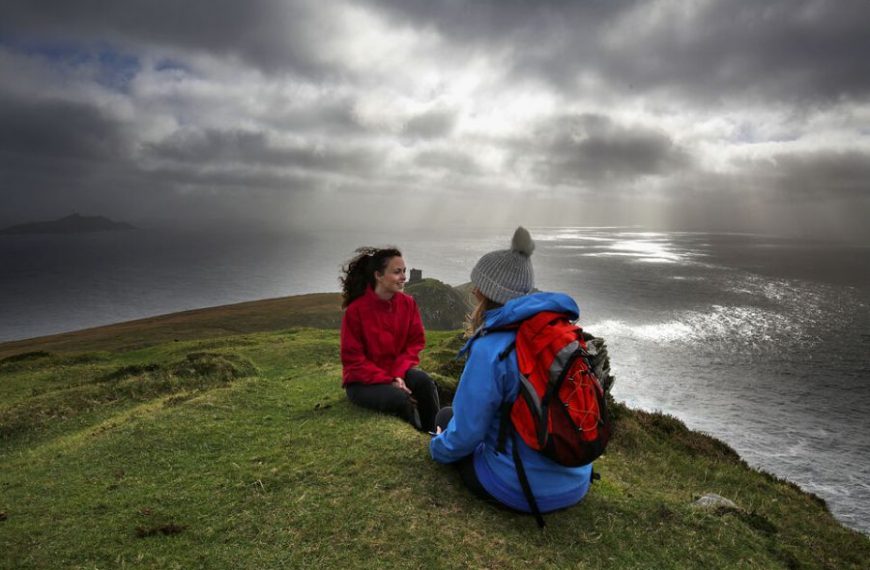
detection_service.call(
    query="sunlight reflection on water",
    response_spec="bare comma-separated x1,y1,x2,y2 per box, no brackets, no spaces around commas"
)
535,227,869,534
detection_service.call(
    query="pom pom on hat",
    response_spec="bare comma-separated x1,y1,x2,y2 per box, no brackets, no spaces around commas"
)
511,226,535,256
470,226,536,304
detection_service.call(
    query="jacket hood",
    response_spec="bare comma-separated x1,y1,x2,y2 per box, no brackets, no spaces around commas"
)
485,291,579,329
460,292,580,355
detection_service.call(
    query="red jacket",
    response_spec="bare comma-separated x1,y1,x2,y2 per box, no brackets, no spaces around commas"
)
340,287,425,386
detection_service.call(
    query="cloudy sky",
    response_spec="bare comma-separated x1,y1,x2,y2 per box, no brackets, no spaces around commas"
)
1,0,869,239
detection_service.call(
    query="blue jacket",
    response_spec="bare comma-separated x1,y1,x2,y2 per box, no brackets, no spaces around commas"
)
429,292,592,513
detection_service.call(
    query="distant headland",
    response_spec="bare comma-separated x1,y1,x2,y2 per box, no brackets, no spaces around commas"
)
0,213,136,235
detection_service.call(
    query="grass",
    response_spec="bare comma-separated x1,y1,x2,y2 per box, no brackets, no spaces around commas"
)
1,299,868,569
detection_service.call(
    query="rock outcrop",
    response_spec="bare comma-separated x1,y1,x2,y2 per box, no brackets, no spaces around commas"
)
405,278,471,330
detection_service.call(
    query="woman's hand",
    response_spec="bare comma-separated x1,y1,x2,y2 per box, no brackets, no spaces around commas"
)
392,377,412,395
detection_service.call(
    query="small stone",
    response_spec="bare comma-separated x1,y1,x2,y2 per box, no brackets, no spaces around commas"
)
693,493,738,510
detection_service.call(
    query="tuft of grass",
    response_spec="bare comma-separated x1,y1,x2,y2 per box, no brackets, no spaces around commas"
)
171,351,258,380
419,331,466,402
135,522,187,538
613,403,743,463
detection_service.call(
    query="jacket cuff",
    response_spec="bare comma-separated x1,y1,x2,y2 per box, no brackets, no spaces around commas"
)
391,362,412,379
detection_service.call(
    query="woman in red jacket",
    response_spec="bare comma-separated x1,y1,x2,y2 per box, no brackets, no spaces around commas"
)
339,246,440,432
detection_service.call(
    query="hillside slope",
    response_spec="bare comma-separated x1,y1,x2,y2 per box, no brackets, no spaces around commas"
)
1,306,868,568
0,293,344,359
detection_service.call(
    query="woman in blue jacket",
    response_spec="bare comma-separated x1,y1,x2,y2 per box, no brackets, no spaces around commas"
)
429,227,593,515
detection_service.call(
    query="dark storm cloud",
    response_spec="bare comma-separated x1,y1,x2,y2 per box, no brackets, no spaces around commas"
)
0,93,320,195
1,0,868,237
0,0,337,77
2,144,143,224
0,92,137,220
5,0,870,103
371,0,870,104
0,94,127,162
0,134,334,227
516,113,691,186
0,93,344,225
146,128,384,175
142,161,322,194
401,108,458,140
368,0,619,44
269,98,368,136
598,0,870,103
413,149,480,175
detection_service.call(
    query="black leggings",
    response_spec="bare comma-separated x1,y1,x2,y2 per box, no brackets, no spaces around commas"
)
345,368,440,432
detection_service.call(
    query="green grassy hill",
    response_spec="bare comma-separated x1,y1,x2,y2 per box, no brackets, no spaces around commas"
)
1,295,868,569
405,278,471,330
0,293,344,359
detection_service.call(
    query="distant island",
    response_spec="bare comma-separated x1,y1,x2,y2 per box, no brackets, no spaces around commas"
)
0,213,136,235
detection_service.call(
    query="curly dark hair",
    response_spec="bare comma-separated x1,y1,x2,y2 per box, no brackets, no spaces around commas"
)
340,246,403,308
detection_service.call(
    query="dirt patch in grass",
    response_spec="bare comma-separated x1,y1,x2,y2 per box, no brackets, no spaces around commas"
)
0,350,52,364
102,363,161,381
135,523,186,538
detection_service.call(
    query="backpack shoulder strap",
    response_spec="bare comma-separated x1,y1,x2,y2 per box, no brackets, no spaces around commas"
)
510,430,546,529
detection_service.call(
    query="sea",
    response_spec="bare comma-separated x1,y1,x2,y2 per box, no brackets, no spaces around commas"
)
1,226,868,534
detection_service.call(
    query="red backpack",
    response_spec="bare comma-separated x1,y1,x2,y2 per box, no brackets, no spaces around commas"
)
495,311,612,526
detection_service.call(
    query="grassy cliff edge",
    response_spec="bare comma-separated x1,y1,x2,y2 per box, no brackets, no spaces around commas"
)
1,293,868,569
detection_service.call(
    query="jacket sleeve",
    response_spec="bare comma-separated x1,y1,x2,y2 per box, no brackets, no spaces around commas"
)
391,298,425,379
340,306,393,384
429,338,504,463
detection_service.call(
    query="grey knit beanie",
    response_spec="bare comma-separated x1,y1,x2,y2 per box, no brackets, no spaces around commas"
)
471,226,535,304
